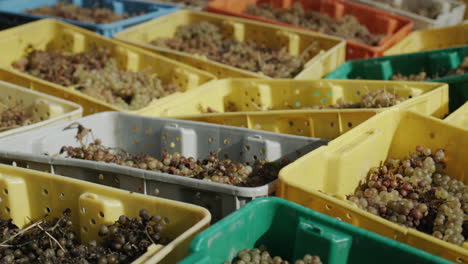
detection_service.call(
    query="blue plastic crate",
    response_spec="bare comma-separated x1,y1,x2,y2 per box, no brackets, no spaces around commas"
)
325,46,468,112
0,0,179,37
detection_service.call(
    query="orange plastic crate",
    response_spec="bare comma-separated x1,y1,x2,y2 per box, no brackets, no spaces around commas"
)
207,0,414,60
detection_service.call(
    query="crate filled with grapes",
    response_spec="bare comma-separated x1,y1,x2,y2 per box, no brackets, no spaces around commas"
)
206,0,413,60
147,79,448,138
179,197,451,264
0,111,327,221
278,108,468,262
0,0,179,37
326,45,468,112
115,10,346,80
0,164,210,263
0,80,82,139
0,19,215,116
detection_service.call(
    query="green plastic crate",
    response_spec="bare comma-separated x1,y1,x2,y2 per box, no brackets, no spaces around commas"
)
178,197,452,264
326,46,468,112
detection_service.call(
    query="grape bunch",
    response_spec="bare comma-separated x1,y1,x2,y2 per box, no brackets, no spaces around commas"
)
59,124,289,187
0,209,169,264
0,104,32,132
391,56,468,81
226,247,322,264
12,47,179,110
151,21,308,78
26,2,141,24
245,3,383,46
348,146,467,246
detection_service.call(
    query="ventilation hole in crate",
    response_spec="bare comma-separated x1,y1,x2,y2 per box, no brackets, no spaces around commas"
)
294,101,301,108
82,226,88,232
261,148,266,154
169,142,175,148
99,212,104,218
176,136,181,142
325,204,332,210
163,134,168,140
5,207,10,213
296,151,302,156
245,145,251,151
7,95,11,100
0,197,2,203
456,257,464,263
347,122,353,128
98,174,105,181
60,193,65,199
314,91,320,97
46,112,50,117
245,103,249,107
330,122,334,127
154,188,160,196
304,121,310,126
328,92,332,97
133,127,139,132
81,207,87,214
251,97,255,102
145,128,152,134
224,154,229,159
257,92,260,97
40,117,44,121
321,98,327,103
346,213,352,219
45,207,51,214
253,155,258,160
3,189,8,195
138,185,143,192
297,128,304,134
255,124,262,129
288,121,294,127
294,89,300,95
357,91,361,96
408,95,413,99
114,176,120,184
43,189,48,196
429,132,435,139
90,219,96,225
244,91,248,96
208,137,215,143
133,140,139,145
163,217,170,225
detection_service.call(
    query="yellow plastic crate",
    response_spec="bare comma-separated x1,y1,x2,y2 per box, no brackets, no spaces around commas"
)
114,10,346,80
146,79,449,139
0,79,82,138
384,23,468,55
445,101,468,129
278,109,468,262
0,164,210,264
0,19,215,116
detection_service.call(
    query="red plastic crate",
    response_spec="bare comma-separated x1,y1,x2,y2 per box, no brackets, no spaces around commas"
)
206,0,414,60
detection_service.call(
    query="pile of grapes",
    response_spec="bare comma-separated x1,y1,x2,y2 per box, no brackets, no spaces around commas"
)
151,21,308,78
348,146,467,246
59,123,288,187
0,104,32,132
391,57,468,81
13,47,179,110
26,2,140,24
226,247,322,264
245,3,383,46
0,209,169,264
375,0,443,19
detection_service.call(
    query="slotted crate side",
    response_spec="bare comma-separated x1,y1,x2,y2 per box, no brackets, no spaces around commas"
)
114,10,346,80
131,0,206,10
326,46,468,112
445,101,468,129
179,197,452,264
278,109,468,262
383,23,468,55
0,112,328,221
0,80,83,138
0,0,180,37
205,0,414,60
0,19,215,116
0,164,210,264
349,0,466,29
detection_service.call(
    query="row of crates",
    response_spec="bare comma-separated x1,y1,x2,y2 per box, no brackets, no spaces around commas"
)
0,1,466,264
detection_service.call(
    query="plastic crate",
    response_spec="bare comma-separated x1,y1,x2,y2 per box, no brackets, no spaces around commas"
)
134,0,207,10
278,109,468,262
0,19,215,116
326,46,468,112
383,23,468,55
114,10,346,80
179,197,452,264
445,101,468,129
0,164,210,264
0,111,327,221
0,80,82,138
349,0,465,29
147,78,449,139
0,0,179,37
205,0,413,60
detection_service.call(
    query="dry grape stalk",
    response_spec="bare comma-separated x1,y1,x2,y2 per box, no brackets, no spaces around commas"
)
306,89,406,109
347,146,467,246
26,2,141,24
59,123,289,187
225,247,322,264
0,104,33,132
391,57,468,81
151,21,308,78
0,208,169,264
375,0,443,19
155,0,209,8
245,3,383,46
12,47,180,110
